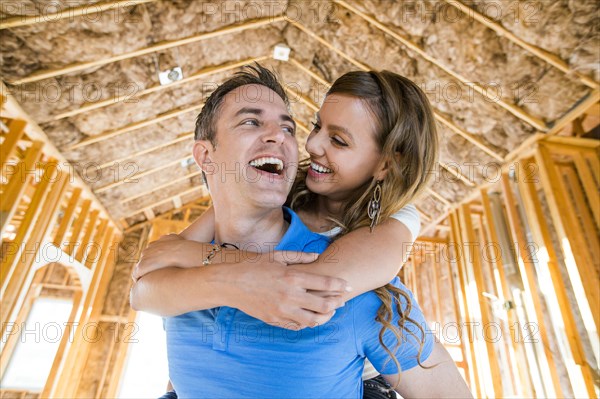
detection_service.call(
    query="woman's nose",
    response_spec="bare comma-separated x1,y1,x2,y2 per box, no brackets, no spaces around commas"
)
305,129,324,156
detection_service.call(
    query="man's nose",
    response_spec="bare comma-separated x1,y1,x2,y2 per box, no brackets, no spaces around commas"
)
262,122,286,144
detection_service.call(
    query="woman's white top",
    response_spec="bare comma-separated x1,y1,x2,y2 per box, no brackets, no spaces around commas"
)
316,204,421,380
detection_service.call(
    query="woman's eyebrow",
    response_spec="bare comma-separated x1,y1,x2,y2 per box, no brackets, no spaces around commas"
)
328,124,354,142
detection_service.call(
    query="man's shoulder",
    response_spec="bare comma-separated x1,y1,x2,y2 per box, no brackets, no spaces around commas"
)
277,207,330,253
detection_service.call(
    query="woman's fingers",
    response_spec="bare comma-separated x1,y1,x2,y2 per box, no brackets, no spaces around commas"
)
282,269,351,293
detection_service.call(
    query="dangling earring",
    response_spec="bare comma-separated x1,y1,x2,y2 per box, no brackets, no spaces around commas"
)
368,180,382,232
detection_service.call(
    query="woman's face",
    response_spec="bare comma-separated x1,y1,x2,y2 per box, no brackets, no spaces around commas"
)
305,93,384,201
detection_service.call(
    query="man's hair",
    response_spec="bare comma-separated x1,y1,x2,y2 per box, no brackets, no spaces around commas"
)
194,63,289,144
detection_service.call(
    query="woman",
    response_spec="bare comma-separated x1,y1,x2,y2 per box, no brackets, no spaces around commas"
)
133,69,468,397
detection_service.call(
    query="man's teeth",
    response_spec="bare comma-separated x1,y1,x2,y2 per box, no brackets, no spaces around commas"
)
249,157,284,171
310,162,332,173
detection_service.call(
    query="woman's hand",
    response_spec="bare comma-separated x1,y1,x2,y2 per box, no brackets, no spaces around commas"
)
133,234,205,281
230,253,350,329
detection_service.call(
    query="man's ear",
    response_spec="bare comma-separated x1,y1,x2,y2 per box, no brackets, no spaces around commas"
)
192,140,214,172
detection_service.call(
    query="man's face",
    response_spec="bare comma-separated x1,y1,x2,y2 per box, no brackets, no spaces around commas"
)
199,84,299,209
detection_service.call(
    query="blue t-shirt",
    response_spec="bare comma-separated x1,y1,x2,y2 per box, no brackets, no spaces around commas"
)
165,207,434,398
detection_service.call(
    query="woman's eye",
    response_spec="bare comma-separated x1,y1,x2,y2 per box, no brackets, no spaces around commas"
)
331,136,348,147
310,121,321,131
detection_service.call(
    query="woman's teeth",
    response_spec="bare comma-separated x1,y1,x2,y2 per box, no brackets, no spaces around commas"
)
310,162,332,173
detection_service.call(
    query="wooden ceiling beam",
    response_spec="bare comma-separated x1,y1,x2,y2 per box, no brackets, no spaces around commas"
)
8,16,284,85
0,0,158,30
66,103,203,150
121,170,202,203
442,0,599,90
50,56,269,121
123,186,208,219
97,132,193,169
335,0,548,132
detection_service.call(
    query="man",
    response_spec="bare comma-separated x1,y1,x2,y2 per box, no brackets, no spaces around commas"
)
131,65,471,398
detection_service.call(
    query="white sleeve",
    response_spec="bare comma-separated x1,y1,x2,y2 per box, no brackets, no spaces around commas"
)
389,204,420,242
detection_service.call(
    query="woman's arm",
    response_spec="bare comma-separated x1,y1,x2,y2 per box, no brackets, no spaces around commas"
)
290,217,414,301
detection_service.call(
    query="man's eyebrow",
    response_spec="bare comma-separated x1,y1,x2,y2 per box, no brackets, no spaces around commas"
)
234,107,263,117
280,114,296,130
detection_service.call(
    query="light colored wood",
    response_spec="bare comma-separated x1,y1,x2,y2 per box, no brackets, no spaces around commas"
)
500,173,563,397
335,0,548,131
449,211,482,397
41,289,83,398
52,56,268,120
1,162,54,295
9,16,285,85
288,43,505,161
459,203,504,397
0,0,158,29
104,306,138,398
74,210,100,264
1,82,121,233
0,269,44,380
52,188,82,246
98,132,193,169
95,155,194,193
143,207,155,221
0,170,68,339
0,119,26,166
442,0,599,89
67,103,204,150
572,153,600,230
124,185,207,217
426,187,451,208
288,57,330,86
440,163,476,187
66,199,91,253
518,159,598,398
84,218,108,269
562,165,600,261
547,90,600,136
121,170,202,203
535,144,600,344
0,140,44,237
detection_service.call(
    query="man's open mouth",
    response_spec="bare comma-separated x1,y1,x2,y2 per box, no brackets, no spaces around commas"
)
248,157,284,176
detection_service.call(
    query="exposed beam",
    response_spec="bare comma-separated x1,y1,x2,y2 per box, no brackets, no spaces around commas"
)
0,0,157,30
66,103,203,150
442,0,599,90
50,56,269,121
0,82,121,233
335,0,548,131
98,132,193,169
547,89,600,136
95,155,194,193
286,29,505,161
8,16,285,85
123,185,207,219
121,170,202,203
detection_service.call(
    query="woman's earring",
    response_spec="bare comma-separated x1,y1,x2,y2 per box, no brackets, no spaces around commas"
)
368,180,382,231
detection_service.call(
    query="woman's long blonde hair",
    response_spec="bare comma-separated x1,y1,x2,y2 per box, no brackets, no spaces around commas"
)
289,70,438,388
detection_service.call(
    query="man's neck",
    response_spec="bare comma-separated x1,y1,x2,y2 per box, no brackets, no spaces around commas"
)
212,206,289,252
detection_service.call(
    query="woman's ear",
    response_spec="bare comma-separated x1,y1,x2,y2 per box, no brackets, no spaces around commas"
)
374,152,400,181
192,140,214,172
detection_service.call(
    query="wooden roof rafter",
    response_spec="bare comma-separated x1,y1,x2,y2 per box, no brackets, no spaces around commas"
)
334,0,548,131
0,0,158,30
442,0,599,90
7,15,285,85
50,56,270,121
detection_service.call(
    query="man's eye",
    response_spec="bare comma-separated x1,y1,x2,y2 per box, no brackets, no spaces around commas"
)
242,119,260,126
283,126,295,135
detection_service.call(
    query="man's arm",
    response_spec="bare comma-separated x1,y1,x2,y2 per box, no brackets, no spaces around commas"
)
383,342,473,398
130,259,348,325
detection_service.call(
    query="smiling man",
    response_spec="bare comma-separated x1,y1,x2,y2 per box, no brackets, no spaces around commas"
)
132,65,463,398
